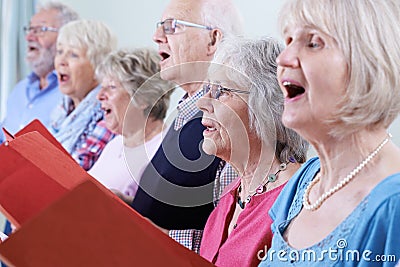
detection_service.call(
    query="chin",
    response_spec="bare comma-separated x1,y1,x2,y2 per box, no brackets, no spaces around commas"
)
202,139,217,156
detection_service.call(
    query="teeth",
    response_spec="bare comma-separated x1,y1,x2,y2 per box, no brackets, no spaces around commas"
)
207,127,216,131
283,81,291,87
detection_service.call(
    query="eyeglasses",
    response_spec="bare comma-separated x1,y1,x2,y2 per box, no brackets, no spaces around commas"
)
203,83,250,99
23,26,58,36
156,18,213,35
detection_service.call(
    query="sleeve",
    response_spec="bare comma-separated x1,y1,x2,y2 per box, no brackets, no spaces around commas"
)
168,229,203,254
73,120,115,171
358,193,400,267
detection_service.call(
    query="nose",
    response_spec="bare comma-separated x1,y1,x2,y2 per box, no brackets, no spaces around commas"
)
54,51,67,69
196,90,214,114
276,44,300,69
97,87,107,101
25,30,37,42
152,24,167,44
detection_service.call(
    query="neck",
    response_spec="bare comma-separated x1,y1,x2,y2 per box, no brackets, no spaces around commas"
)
123,118,164,147
312,128,390,190
181,82,202,97
38,71,52,89
230,138,281,196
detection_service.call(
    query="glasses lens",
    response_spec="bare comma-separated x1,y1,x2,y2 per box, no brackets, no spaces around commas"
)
163,19,175,34
213,85,221,99
24,26,44,35
23,26,32,34
203,83,211,95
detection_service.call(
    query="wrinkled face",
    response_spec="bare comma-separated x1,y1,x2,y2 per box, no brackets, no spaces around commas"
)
97,76,132,134
25,9,61,77
197,69,252,162
152,0,212,84
54,43,98,104
276,24,348,137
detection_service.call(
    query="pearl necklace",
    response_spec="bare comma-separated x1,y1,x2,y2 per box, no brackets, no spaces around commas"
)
303,134,391,211
237,161,292,209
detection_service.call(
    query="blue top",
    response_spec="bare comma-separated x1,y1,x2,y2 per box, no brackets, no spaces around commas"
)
0,71,61,142
259,157,400,267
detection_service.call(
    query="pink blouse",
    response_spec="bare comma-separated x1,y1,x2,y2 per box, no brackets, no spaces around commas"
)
200,178,286,267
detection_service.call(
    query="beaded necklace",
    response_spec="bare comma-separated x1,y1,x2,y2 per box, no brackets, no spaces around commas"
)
237,161,291,209
303,134,391,211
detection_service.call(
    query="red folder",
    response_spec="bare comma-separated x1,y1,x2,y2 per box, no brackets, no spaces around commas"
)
0,180,214,267
0,120,90,227
2,119,70,155
0,120,214,266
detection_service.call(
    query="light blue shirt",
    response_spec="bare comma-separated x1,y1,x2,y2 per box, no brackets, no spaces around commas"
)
259,157,400,267
0,70,61,142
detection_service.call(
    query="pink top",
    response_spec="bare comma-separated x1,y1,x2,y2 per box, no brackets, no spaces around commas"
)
200,178,286,267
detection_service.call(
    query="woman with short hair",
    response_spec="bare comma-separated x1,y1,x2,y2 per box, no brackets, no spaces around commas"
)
89,48,173,198
259,0,400,266
51,20,116,170
197,37,308,267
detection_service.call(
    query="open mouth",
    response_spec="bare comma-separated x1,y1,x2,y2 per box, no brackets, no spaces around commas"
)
283,81,305,99
27,43,40,53
201,119,218,133
28,46,38,52
59,73,70,82
101,106,112,115
160,52,170,61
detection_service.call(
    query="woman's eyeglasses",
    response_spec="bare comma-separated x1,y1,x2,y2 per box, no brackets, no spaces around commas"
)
203,83,250,99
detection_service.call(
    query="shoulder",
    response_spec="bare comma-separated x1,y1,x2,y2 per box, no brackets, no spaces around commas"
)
8,77,30,97
367,173,400,215
269,158,320,227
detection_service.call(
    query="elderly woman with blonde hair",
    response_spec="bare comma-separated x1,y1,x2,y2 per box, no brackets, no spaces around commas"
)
51,20,116,170
197,37,308,267
259,0,400,266
89,48,173,199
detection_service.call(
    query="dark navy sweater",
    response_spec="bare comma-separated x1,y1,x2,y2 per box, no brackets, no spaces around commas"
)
130,111,221,230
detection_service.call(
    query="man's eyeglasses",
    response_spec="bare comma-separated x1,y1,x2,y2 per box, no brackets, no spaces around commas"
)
156,18,213,35
23,26,58,36
203,83,250,99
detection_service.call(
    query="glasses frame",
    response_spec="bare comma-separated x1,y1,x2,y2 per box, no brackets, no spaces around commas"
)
156,18,213,35
203,83,250,100
23,25,58,36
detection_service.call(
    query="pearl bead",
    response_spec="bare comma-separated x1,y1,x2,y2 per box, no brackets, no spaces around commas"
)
303,135,391,211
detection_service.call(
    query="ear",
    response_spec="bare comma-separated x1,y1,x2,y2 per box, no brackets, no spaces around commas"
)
207,29,223,56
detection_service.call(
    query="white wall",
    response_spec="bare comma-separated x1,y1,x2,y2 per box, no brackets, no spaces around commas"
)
21,0,400,143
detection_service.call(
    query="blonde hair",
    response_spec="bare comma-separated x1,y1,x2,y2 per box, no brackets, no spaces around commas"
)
57,20,117,70
279,0,400,137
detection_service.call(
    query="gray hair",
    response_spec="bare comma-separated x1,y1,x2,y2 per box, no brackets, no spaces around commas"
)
96,48,174,120
279,0,400,136
36,1,79,26
201,0,244,38
57,20,117,71
211,37,309,163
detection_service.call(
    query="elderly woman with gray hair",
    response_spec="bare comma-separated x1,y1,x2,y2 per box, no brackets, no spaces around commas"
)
89,48,173,199
51,20,116,170
197,37,308,267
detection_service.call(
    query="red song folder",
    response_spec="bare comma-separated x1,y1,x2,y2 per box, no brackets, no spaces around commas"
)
0,180,214,267
0,120,90,227
0,120,214,266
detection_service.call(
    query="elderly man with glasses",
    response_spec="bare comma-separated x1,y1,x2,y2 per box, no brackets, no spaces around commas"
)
126,0,243,253
0,2,79,142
